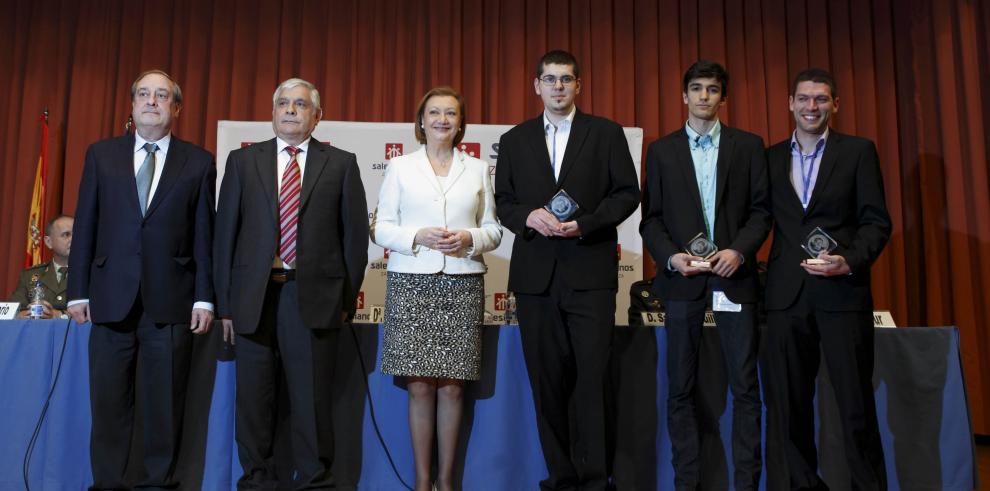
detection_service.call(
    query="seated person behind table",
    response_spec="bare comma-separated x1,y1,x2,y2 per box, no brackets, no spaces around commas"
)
10,215,73,319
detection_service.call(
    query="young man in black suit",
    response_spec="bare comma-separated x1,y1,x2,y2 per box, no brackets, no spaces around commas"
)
765,68,891,490
68,70,216,489
640,60,770,491
494,49,640,491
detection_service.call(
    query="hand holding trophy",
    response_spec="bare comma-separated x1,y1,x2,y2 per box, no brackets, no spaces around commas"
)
544,189,580,222
685,232,718,269
802,226,838,265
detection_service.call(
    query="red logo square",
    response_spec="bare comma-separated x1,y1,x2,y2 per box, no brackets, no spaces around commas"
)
385,143,403,160
494,293,508,311
356,291,365,310
458,142,481,158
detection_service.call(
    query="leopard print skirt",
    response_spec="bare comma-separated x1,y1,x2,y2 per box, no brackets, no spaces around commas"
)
380,272,484,380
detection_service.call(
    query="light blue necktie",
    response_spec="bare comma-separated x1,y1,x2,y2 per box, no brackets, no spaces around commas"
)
136,142,158,215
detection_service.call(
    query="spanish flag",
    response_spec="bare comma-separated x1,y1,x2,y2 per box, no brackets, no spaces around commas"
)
24,111,48,268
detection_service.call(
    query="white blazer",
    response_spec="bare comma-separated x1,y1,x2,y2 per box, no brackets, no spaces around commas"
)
371,146,502,274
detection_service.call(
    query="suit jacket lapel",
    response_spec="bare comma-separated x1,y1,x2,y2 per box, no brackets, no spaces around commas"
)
557,112,589,185
144,138,187,219
714,127,734,213
806,131,840,213
300,140,329,210
41,263,60,290
674,129,706,221
254,139,279,223
410,148,443,195
772,142,804,210
523,117,557,188
117,135,144,220
443,148,467,193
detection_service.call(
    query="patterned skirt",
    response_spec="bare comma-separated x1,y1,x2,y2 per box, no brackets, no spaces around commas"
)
380,272,484,380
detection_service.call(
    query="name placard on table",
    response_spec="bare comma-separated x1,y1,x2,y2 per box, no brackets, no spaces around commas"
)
639,310,899,328
0,302,20,320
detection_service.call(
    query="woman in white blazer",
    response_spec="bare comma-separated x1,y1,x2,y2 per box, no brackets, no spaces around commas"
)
370,86,501,491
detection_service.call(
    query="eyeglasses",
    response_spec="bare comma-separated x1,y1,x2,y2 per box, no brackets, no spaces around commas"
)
539,75,577,87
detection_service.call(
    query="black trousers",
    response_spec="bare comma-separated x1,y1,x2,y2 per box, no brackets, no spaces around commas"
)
766,288,887,491
516,269,616,491
665,294,762,491
88,300,192,490
235,280,339,490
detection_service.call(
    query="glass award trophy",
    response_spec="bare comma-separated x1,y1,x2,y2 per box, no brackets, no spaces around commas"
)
802,226,838,265
544,189,579,222
685,232,718,269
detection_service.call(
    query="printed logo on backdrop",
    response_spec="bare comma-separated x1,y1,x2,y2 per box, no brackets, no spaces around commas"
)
458,142,481,158
617,242,635,277
370,143,401,175
370,248,388,273
356,291,364,310
494,293,508,311
385,143,403,160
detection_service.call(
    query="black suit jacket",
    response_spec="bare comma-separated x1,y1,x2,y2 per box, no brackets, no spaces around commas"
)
640,125,771,304
214,138,369,333
494,111,640,293
765,131,891,311
68,134,216,324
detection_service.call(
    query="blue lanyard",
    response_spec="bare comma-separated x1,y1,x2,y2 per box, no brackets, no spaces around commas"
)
798,140,825,208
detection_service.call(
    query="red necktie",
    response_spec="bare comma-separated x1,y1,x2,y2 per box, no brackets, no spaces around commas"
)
279,146,302,266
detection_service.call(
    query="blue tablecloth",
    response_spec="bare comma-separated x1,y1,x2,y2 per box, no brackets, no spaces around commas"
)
0,321,976,490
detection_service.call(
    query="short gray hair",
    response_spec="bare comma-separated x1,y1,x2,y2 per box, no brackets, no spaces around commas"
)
272,78,321,111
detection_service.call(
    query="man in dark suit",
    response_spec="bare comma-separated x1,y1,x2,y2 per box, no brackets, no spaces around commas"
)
12,215,73,318
214,78,368,489
640,60,770,491
67,70,215,490
765,68,890,490
494,50,640,491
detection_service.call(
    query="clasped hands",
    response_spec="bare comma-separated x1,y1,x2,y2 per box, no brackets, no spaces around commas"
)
526,208,580,238
415,227,473,255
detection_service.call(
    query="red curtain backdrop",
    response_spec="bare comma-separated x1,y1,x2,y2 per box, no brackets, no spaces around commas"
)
2,0,989,432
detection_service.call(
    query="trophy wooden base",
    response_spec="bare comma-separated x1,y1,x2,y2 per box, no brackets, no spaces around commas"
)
690,260,712,268
803,258,830,265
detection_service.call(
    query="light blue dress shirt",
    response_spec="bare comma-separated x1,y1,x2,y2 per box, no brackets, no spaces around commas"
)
685,121,721,241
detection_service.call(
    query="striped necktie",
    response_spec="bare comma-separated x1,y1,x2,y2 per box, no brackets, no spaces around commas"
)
279,146,302,266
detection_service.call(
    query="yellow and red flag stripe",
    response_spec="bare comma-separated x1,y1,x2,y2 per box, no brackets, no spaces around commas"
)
24,113,48,268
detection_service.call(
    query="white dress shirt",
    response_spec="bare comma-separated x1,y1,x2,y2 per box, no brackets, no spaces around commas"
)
544,107,577,181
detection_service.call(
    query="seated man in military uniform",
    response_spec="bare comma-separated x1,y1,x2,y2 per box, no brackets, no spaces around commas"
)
11,215,73,319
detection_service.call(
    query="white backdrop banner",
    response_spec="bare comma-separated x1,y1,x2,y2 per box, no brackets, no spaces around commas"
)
217,120,643,325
